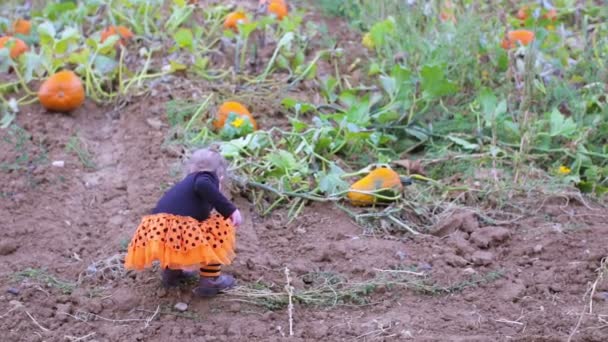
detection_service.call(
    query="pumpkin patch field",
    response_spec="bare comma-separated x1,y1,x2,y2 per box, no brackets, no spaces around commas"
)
2,0,608,340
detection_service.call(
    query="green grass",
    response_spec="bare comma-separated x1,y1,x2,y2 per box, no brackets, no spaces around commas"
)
65,134,96,170
13,268,77,294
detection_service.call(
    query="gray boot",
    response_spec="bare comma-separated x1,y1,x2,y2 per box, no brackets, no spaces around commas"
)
192,274,236,297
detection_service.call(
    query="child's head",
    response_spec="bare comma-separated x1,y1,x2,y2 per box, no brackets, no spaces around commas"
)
184,147,228,181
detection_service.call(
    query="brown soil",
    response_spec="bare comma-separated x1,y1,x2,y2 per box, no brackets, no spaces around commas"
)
2,96,608,341
2,2,608,342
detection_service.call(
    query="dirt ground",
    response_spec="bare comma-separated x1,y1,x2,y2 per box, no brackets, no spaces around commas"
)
1,88,607,342
2,2,608,342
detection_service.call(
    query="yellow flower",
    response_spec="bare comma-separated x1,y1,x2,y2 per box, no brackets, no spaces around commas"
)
232,117,245,128
362,32,374,50
558,165,571,175
547,24,555,31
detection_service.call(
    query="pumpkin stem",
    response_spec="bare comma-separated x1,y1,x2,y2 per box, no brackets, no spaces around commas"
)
400,176,413,186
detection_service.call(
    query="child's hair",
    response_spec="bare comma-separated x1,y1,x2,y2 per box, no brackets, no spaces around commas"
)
184,147,228,181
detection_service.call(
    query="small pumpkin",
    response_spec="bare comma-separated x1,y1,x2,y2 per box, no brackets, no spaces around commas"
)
347,166,404,206
501,29,535,50
100,25,134,47
12,19,31,35
213,101,258,130
543,9,557,21
260,0,288,20
516,6,529,20
224,11,249,32
0,36,28,59
38,70,86,113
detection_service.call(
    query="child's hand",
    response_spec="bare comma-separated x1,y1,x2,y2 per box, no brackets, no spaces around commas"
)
230,209,243,227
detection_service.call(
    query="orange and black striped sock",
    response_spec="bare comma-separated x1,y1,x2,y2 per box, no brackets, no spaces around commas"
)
200,264,221,278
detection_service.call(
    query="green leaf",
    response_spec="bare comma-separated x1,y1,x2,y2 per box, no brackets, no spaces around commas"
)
379,75,396,99
317,163,349,195
420,64,459,99
22,53,42,82
266,150,299,175
281,98,315,114
55,27,80,54
68,48,90,65
478,88,497,116
549,108,577,137
97,35,120,54
0,49,11,73
447,135,479,151
173,28,193,50
37,21,56,45
93,55,118,75
169,60,187,72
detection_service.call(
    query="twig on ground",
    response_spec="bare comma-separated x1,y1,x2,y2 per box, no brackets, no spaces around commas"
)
65,332,96,342
25,310,50,332
372,268,425,276
285,268,294,337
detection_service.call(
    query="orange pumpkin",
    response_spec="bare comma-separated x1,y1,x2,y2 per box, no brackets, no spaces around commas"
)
100,26,134,46
213,101,258,130
0,36,28,59
38,70,86,113
347,166,404,206
12,19,31,35
516,6,529,20
223,11,249,32
260,0,288,20
501,29,535,49
543,9,557,21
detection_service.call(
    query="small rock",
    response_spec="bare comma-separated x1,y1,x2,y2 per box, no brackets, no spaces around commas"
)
56,303,72,322
469,226,511,249
161,145,183,158
533,244,543,253
6,287,20,295
9,300,22,307
245,258,255,270
418,263,432,272
0,241,18,256
471,251,494,266
174,302,188,312
395,251,408,261
498,280,526,302
111,288,139,312
449,232,476,257
85,300,103,314
444,253,468,267
51,160,65,167
146,117,163,130
430,210,479,236
156,288,168,298
86,264,98,275
593,292,608,301
462,267,477,275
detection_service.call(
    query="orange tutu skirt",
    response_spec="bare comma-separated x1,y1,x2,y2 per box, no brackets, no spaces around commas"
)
124,212,236,271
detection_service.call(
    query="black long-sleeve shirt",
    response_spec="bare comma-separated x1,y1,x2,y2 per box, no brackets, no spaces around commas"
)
152,171,236,221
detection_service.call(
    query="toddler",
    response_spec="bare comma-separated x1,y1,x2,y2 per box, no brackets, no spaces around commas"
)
124,148,242,296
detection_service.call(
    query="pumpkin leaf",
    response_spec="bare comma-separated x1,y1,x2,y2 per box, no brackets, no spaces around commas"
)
173,28,193,50
266,150,301,175
447,135,479,151
0,49,11,73
420,64,459,99
22,53,43,82
549,108,577,138
317,163,349,195
37,21,56,45
93,55,118,76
